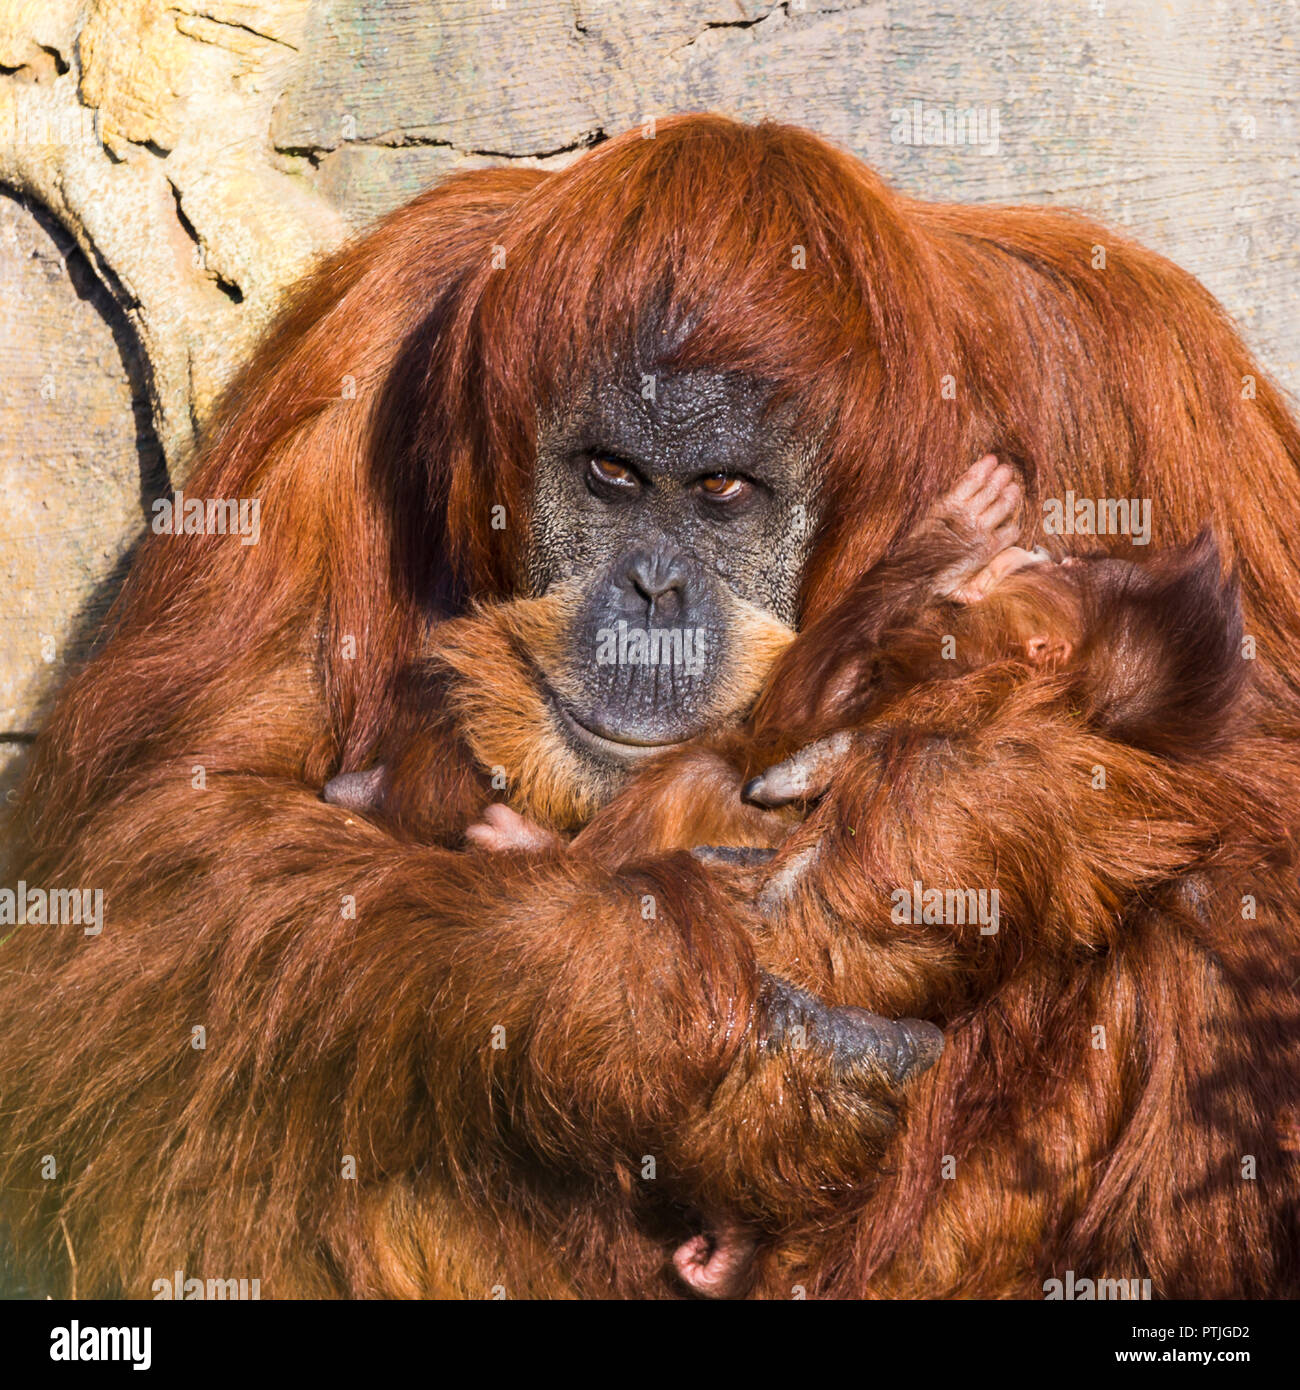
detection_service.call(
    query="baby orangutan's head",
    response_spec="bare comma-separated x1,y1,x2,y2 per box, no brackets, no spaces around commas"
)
879,529,1245,760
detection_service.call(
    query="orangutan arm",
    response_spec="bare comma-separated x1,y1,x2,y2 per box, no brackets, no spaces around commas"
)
0,762,928,1295
750,453,1024,736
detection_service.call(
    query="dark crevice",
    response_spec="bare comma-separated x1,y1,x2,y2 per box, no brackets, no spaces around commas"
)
274,144,323,169
676,3,791,51
184,15,299,52
1,186,170,664
167,179,244,303
0,43,69,80
39,45,70,77
214,275,244,304
276,128,609,162
4,187,169,520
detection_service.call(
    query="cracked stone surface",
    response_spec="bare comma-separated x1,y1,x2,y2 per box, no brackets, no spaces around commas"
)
0,0,1297,794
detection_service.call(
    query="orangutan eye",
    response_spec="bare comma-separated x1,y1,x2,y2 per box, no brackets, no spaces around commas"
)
587,456,640,494
696,473,749,502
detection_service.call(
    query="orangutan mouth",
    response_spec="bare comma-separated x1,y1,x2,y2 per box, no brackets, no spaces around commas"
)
552,699,690,764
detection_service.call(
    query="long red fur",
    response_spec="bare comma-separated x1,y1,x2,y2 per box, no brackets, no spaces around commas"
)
575,536,1299,1297
2,115,1299,1297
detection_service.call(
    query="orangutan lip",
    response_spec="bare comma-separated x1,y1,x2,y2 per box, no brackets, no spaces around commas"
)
552,698,688,762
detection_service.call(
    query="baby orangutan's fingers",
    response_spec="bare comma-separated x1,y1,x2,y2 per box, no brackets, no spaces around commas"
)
673,1217,758,1299
322,766,388,811
742,731,856,808
949,544,1050,604
941,455,1019,535
970,471,1021,536
465,802,565,853
924,456,1025,598
945,452,1000,505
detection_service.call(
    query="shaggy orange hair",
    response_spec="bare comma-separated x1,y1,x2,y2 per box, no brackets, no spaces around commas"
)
2,115,1298,1298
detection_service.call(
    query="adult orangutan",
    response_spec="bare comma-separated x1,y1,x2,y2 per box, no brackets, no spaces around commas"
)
1,114,1298,1298
339,456,1300,1300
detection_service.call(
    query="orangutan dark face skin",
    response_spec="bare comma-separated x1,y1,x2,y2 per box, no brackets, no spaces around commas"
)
527,368,821,762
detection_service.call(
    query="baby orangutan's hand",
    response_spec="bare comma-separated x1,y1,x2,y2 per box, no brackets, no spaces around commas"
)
465,803,566,853
949,543,1050,604
924,453,1025,600
324,770,565,853
927,454,1057,602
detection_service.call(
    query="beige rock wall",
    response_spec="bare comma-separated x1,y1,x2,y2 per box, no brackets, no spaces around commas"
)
1,0,1297,800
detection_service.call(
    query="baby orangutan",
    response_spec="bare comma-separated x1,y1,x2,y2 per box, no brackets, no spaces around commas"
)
557,454,1243,857
739,469,1244,812
324,455,1029,842
563,460,1248,1297
324,455,1248,1297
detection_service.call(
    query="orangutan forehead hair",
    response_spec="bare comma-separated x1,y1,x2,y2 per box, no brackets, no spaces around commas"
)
452,116,904,544
471,118,880,414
